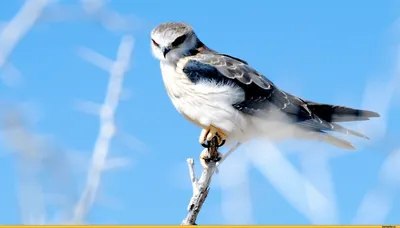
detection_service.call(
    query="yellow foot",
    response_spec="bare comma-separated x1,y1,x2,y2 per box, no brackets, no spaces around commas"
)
199,126,227,148
200,149,223,169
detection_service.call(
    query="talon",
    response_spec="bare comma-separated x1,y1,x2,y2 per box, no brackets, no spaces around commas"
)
218,139,226,147
199,126,227,148
200,150,224,169
199,127,209,147
212,154,222,162
206,127,218,142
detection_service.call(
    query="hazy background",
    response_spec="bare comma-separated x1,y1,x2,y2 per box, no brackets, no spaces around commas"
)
0,0,399,225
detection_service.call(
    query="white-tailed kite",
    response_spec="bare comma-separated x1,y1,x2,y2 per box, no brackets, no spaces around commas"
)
150,22,380,160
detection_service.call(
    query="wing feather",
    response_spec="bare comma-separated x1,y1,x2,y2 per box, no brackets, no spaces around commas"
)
182,52,367,138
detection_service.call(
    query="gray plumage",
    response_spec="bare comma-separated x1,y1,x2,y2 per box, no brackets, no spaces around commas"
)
152,22,194,38
150,22,380,149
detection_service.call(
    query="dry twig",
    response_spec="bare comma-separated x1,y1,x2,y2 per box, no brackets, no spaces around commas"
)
181,139,241,225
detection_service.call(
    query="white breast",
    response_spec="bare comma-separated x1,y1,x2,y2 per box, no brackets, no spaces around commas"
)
159,59,250,138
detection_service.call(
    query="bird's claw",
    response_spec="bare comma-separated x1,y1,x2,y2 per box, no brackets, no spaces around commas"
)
201,139,225,148
199,126,227,148
200,149,223,169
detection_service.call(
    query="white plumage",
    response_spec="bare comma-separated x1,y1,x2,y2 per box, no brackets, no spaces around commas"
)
150,22,380,152
161,58,249,144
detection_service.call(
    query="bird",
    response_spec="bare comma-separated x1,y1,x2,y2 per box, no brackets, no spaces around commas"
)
150,22,380,164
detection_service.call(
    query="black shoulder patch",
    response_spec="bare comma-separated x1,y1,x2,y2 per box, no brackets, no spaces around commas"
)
182,59,234,85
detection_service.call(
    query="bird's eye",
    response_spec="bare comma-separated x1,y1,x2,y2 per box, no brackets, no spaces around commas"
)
171,34,187,47
152,39,159,47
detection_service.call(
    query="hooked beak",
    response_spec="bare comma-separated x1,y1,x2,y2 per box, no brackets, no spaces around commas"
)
162,47,171,58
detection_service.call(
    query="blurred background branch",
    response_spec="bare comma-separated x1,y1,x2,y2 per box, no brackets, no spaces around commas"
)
72,35,134,224
0,0,136,224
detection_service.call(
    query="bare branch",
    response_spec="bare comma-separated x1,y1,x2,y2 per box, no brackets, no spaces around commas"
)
71,35,134,224
182,149,216,225
182,138,241,225
74,100,102,115
0,0,52,69
77,47,114,71
102,156,132,171
186,158,197,188
0,106,76,224
39,0,145,33
0,109,47,224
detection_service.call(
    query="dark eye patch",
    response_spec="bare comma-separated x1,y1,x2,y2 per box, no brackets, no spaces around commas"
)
152,39,159,47
171,34,187,47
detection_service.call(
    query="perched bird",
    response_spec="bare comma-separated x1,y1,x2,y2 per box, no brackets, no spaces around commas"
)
150,22,379,162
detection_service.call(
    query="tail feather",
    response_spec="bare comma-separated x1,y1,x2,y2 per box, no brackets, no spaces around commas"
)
298,101,379,140
305,102,380,123
330,122,369,139
319,132,356,150
298,115,370,139
299,130,356,150
276,97,380,148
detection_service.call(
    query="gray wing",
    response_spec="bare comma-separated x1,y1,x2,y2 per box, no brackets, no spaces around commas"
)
182,53,368,138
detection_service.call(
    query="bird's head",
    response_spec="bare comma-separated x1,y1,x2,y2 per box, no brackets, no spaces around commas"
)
151,22,200,63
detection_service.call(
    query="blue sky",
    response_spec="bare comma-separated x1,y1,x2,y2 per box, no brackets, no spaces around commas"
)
0,0,400,225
